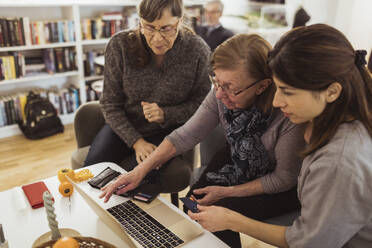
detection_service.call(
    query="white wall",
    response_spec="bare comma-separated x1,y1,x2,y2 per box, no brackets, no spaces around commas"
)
222,0,372,58
288,0,372,57
334,0,372,56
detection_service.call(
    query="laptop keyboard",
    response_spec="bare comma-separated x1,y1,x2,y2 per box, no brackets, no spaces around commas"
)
107,200,185,248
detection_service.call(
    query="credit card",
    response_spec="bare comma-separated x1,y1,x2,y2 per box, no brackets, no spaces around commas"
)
180,197,198,213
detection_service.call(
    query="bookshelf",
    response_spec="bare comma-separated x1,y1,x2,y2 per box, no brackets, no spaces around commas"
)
0,71,79,85
0,0,204,139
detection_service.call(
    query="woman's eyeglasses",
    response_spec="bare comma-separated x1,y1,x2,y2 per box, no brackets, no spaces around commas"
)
141,20,179,38
209,75,263,96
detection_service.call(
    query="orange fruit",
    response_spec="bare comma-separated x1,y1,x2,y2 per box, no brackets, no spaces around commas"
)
53,237,79,248
59,181,74,197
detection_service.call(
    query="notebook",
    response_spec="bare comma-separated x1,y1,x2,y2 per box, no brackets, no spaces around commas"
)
67,177,203,248
22,181,53,209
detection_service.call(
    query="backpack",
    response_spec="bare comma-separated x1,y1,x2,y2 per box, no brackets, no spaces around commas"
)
18,91,64,139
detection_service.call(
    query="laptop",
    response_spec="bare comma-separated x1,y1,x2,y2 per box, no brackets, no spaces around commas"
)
67,177,203,248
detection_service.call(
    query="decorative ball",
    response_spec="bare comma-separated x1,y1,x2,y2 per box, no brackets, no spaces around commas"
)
52,237,79,248
58,168,75,183
59,181,74,197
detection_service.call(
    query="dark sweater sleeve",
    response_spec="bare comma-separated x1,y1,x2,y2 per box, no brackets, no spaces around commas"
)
100,35,142,147
160,38,211,129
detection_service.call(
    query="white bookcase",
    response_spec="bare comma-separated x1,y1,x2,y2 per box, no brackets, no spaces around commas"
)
0,0,204,138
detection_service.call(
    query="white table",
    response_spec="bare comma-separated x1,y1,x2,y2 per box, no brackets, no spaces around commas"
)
0,162,229,248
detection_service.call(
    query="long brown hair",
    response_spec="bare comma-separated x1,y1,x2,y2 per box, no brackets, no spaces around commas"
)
210,33,274,114
268,24,372,155
125,0,192,67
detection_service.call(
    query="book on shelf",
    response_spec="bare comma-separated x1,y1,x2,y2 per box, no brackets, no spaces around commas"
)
0,85,81,127
83,49,104,77
0,95,21,126
43,48,56,74
25,54,45,75
81,11,127,40
0,17,75,47
0,47,76,80
0,98,6,127
54,47,65,73
85,78,102,102
0,19,10,47
0,55,20,80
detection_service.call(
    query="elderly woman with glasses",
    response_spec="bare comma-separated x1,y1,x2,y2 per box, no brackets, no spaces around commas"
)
100,33,305,248
84,0,210,171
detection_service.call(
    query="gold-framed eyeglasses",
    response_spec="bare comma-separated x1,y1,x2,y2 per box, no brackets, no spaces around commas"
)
141,19,180,38
209,74,263,96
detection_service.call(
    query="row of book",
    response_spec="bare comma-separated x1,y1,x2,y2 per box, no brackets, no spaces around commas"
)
81,18,125,40
86,80,102,102
83,50,104,77
0,85,80,127
0,47,77,81
81,12,126,40
0,17,75,47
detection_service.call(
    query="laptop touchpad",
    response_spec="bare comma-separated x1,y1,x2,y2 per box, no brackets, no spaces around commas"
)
147,204,184,227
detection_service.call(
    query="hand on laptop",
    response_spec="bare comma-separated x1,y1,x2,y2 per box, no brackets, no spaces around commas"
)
99,168,146,203
188,205,231,232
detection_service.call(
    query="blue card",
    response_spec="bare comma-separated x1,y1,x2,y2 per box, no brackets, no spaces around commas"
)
180,197,199,213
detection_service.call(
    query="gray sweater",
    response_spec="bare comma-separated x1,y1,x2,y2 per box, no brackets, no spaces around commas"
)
167,90,306,194
101,30,211,147
286,121,372,247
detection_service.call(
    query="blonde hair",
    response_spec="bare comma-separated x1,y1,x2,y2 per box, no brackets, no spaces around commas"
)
211,34,274,114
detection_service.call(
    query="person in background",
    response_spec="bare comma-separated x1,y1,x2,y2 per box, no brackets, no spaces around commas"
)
188,24,372,248
84,0,210,177
194,0,234,51
100,33,305,248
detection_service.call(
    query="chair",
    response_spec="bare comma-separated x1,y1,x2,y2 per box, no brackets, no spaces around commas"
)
71,101,196,207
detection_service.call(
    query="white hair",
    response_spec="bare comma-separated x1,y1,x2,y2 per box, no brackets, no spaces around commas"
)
204,0,224,12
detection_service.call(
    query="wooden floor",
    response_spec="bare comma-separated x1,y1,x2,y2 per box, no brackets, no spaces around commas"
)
0,124,274,248
0,124,77,191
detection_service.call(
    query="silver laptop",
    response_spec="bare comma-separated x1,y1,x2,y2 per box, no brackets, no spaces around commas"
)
67,177,203,248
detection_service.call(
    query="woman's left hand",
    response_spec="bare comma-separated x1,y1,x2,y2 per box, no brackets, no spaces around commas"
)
192,186,227,205
142,101,165,124
188,205,230,232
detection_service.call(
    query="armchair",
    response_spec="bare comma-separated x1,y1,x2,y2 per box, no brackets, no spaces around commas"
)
71,101,196,207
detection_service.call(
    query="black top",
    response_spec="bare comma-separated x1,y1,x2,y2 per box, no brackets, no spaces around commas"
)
194,25,234,51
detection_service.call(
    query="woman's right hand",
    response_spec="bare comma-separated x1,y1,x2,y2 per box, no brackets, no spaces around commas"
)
99,167,146,203
133,138,157,164
188,205,232,232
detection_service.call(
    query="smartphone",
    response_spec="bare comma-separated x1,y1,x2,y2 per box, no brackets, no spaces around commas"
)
180,197,199,213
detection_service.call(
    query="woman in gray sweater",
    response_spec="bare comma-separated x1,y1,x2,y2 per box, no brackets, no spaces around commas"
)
100,34,305,247
188,24,372,248
84,0,210,168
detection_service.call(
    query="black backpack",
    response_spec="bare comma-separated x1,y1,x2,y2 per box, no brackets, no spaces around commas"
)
18,91,64,139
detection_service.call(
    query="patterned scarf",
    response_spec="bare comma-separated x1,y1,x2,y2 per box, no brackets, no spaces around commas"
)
206,106,275,186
